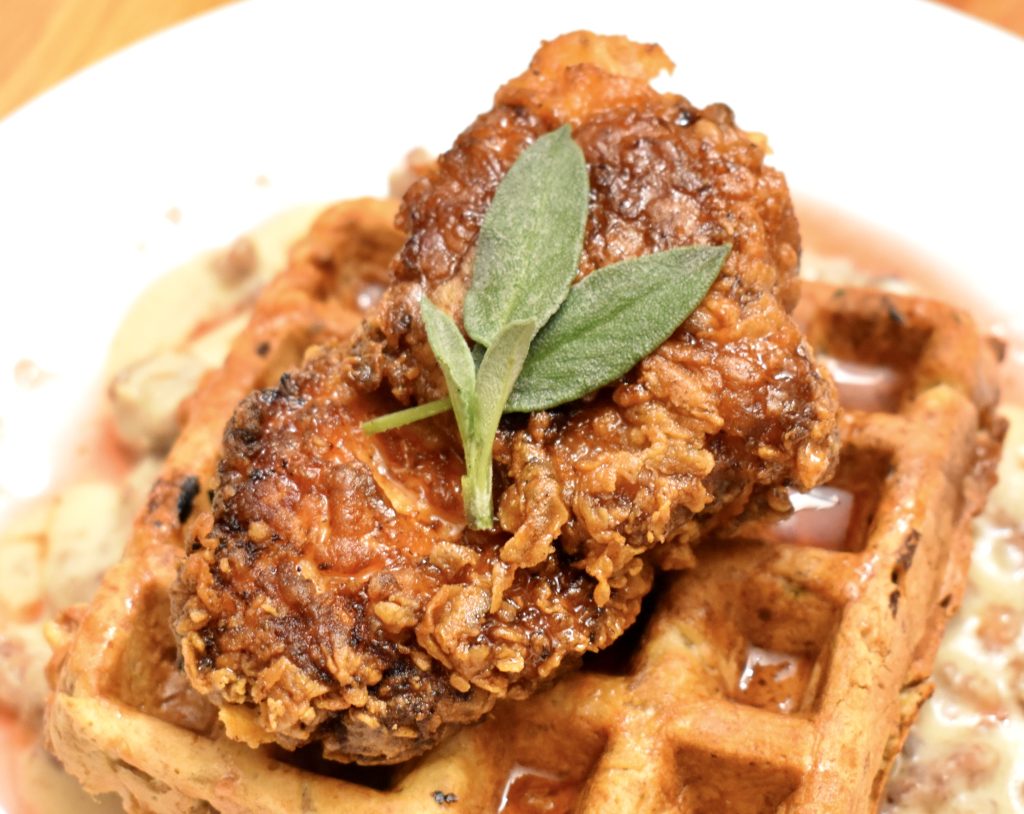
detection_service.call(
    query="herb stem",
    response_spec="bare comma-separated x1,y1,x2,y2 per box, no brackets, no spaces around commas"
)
464,441,495,529
361,397,452,435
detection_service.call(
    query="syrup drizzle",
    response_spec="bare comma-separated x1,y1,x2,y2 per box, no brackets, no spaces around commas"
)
765,486,855,551
498,765,580,814
824,357,905,413
735,647,814,713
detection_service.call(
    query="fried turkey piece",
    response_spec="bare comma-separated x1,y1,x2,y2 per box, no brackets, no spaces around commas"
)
172,32,840,764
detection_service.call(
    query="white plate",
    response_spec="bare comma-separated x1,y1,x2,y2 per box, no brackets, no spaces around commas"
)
0,1,1022,810
1,0,1022,506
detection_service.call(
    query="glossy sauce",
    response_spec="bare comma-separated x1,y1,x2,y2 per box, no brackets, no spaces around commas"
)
498,766,581,814
764,485,855,551
734,647,814,713
822,357,905,413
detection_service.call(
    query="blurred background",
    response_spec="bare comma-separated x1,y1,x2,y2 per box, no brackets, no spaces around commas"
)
0,0,1021,120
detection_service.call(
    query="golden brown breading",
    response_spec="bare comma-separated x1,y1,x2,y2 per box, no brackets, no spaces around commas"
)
172,32,840,764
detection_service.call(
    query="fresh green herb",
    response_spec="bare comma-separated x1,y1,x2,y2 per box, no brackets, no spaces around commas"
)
505,245,729,412
462,319,535,527
463,125,588,347
363,126,731,529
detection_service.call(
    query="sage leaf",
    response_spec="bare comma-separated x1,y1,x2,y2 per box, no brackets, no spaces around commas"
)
475,320,536,435
420,297,476,446
463,125,588,347
464,319,536,528
505,245,730,412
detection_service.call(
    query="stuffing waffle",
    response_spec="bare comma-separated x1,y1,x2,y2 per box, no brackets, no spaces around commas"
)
45,198,1004,814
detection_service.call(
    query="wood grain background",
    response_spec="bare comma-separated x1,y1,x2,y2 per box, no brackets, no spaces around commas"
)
0,0,1021,120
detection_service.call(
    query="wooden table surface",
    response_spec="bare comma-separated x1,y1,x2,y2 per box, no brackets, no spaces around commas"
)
0,0,1021,120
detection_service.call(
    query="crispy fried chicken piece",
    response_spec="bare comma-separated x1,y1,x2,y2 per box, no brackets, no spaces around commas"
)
172,32,840,764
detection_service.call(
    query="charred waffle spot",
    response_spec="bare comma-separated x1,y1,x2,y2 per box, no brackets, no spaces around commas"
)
890,589,901,616
177,476,200,524
892,529,921,586
255,341,271,357
897,529,921,572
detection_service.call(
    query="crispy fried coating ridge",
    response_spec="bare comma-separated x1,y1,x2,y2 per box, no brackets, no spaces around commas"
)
172,31,840,764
